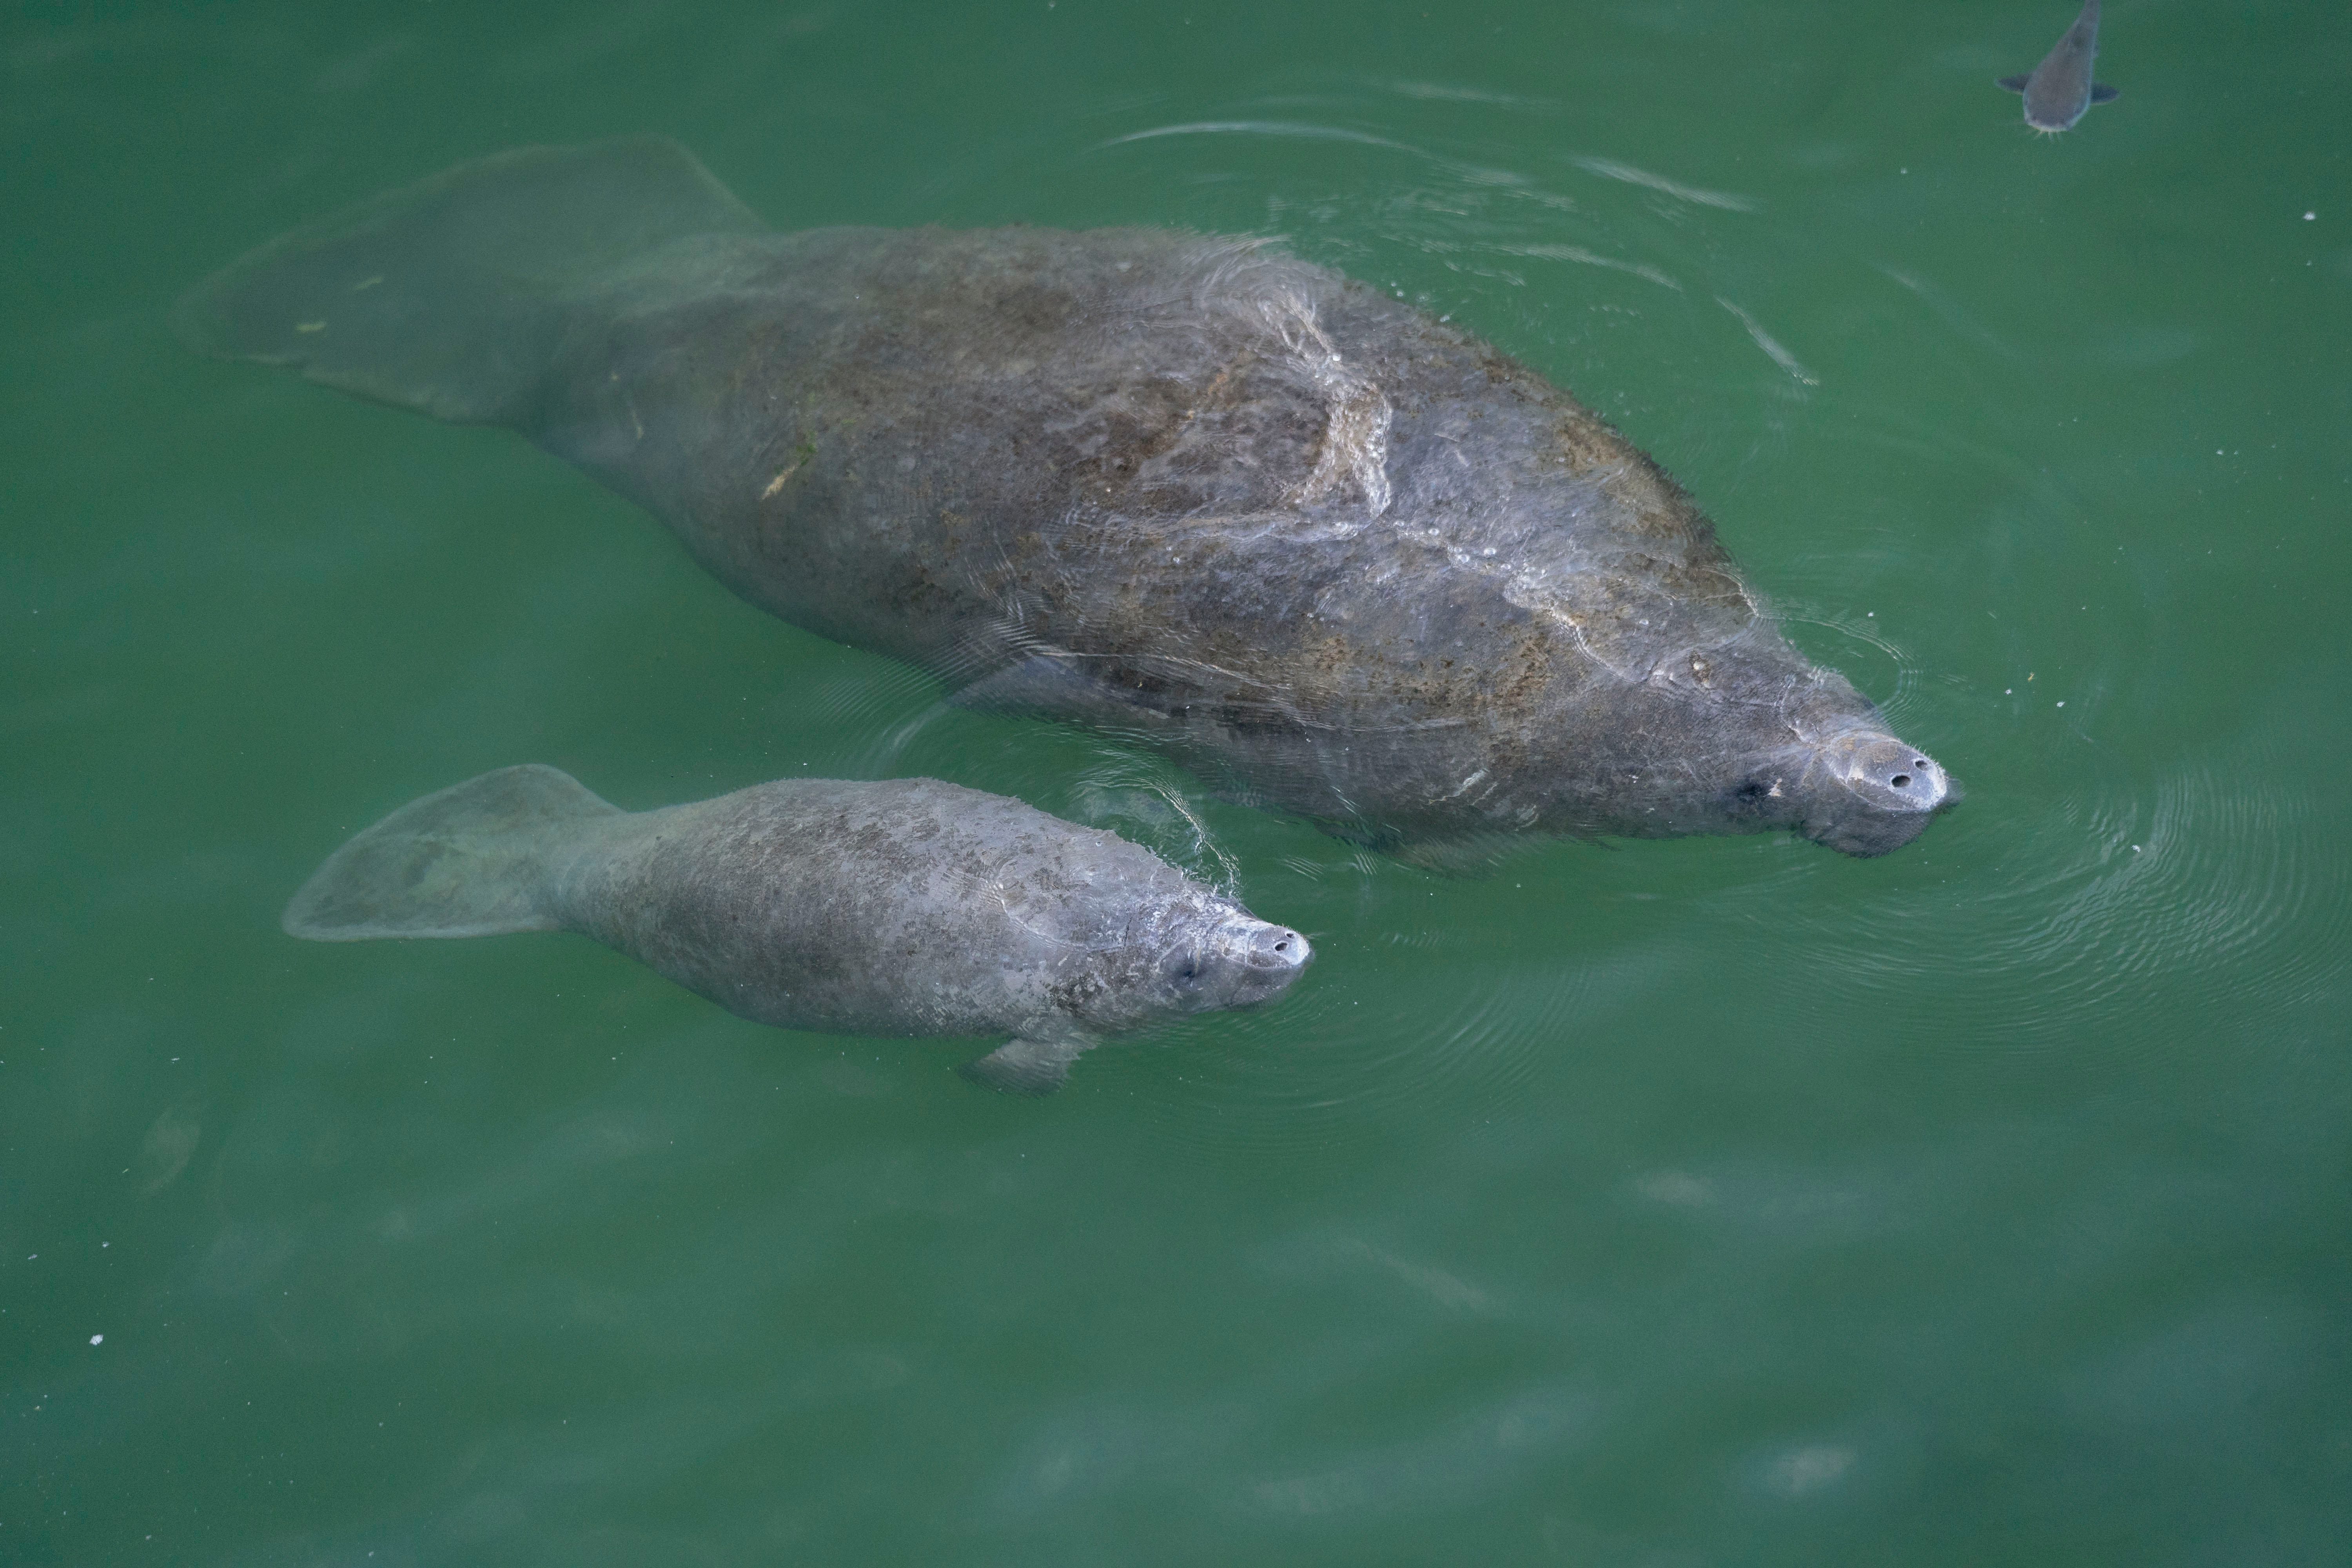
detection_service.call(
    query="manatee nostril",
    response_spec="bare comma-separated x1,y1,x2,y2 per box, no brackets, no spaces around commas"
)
1258,929,1310,969
1914,759,1929,769
1891,773,1912,788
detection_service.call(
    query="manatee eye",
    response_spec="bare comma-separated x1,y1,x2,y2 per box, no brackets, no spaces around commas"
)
1161,951,1205,989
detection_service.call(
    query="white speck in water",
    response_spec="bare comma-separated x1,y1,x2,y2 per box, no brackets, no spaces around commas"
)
2132,845,2142,852
90,1334,103,1345
1637,1170,1713,1207
1769,1444,1855,1495
2305,211,2317,221
2056,701,2066,707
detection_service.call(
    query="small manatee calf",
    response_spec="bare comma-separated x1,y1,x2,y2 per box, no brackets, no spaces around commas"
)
283,766,1310,1092
2000,0,2119,133
182,138,1955,864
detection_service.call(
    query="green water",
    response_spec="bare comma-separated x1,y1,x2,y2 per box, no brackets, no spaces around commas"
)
6,1,2348,1562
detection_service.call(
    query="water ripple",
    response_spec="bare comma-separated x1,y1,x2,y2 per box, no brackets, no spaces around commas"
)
1739,720,2349,1072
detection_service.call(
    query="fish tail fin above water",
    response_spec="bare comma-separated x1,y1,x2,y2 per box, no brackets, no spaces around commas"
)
283,764,622,941
172,137,765,425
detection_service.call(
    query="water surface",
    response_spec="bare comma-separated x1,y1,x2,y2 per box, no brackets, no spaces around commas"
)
5,1,2349,1562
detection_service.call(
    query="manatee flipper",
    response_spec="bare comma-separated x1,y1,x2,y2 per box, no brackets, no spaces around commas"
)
172,137,766,425
958,1033,1094,1095
1996,74,2030,92
283,764,621,941
949,655,1089,716
1381,831,1530,876
951,648,1283,733
2089,83,2119,103
949,652,1167,727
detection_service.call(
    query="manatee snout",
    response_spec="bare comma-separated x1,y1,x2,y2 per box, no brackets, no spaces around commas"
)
1717,728,1957,857
1164,916,1312,1011
1795,732,1958,858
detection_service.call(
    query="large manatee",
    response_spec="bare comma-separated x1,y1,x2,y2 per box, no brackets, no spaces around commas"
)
179,138,1955,860
285,766,1310,1092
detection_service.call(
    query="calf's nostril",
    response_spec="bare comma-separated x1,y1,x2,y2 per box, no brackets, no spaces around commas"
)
1891,773,1912,788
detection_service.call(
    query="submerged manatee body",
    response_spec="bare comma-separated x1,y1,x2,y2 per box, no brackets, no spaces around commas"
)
181,138,1955,860
284,766,1310,1091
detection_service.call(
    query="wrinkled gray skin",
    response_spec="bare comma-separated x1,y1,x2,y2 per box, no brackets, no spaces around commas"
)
284,766,1310,1092
180,138,1955,862
1999,0,2118,133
